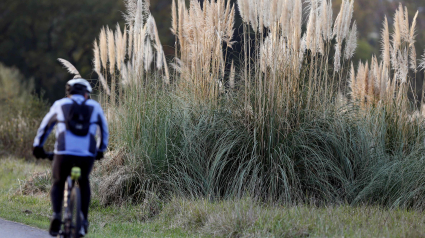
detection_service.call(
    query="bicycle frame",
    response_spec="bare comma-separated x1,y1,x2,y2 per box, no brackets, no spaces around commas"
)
60,167,82,238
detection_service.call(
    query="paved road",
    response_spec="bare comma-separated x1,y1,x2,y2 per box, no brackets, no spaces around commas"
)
0,218,48,238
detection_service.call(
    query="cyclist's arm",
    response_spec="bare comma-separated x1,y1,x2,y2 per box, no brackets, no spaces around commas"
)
33,102,59,147
96,105,109,152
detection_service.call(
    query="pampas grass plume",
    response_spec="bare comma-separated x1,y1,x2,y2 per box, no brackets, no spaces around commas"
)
419,50,425,72
107,28,116,74
381,16,390,68
93,40,101,73
171,0,177,35
99,26,108,70
58,58,81,78
230,60,235,89
344,21,357,60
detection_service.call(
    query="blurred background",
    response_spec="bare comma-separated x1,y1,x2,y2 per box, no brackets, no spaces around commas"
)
0,0,424,102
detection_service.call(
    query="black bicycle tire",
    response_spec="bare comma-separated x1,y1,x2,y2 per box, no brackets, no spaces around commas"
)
69,186,82,238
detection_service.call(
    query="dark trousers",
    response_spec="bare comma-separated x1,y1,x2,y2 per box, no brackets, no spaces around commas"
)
51,154,94,220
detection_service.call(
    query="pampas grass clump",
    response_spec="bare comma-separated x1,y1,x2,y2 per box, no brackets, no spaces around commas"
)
89,0,425,210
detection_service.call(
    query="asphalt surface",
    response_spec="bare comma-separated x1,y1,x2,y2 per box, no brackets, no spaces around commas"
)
0,218,49,238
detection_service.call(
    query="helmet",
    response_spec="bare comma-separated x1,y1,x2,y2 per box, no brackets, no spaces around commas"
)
66,77,92,96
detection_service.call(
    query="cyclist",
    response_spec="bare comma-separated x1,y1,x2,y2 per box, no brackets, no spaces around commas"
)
33,77,109,237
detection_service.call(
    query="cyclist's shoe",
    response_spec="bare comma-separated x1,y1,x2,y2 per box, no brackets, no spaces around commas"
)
83,220,89,234
79,226,86,237
49,213,61,236
79,220,89,237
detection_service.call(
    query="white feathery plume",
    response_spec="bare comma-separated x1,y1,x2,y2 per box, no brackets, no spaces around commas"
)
237,0,247,23
128,24,133,59
333,0,345,41
380,63,388,99
134,0,144,38
349,62,357,100
156,45,164,70
419,50,425,71
280,0,290,37
229,60,235,89
381,16,390,69
144,41,153,72
115,23,123,70
401,6,410,43
95,70,111,95
409,11,419,46
99,27,108,70
258,0,264,33
107,28,116,74
243,0,249,25
326,0,333,40
93,40,101,73
58,58,81,78
135,24,147,75
263,0,271,28
398,49,409,84
299,35,307,67
391,6,403,72
249,0,258,32
270,0,278,25
410,44,417,73
146,14,164,71
344,21,357,60
122,25,128,61
334,43,341,72
392,4,402,53
342,0,354,40
356,62,365,102
319,0,329,41
144,0,150,12
292,0,302,52
120,63,129,85
305,0,316,53
124,0,138,25
171,0,177,35
315,0,325,54
224,5,236,47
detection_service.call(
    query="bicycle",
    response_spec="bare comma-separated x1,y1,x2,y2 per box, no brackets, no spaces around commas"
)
45,153,84,238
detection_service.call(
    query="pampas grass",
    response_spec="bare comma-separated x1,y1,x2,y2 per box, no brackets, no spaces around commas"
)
344,21,357,60
57,58,81,78
381,16,390,69
419,50,425,71
89,0,425,209
93,40,101,73
107,28,116,75
99,27,108,70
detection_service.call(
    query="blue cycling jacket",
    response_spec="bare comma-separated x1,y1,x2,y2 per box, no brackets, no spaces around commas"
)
33,94,109,157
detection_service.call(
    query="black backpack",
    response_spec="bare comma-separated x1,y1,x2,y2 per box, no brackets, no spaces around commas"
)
65,99,92,136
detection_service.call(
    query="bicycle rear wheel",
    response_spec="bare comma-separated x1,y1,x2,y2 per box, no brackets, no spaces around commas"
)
69,186,82,238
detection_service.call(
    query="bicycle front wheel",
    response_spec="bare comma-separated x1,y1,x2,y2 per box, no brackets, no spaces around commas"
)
69,186,82,238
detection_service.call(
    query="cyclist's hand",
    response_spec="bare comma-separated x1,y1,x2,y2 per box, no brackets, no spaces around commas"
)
95,151,104,161
33,146,47,159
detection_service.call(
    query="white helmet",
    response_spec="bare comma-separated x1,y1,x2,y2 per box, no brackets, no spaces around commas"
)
66,77,92,93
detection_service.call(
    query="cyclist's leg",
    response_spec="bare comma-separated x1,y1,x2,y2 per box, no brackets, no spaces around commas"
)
50,154,72,235
74,156,95,222
51,154,73,215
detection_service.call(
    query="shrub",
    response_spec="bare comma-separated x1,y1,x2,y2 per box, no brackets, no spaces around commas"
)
0,63,50,159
